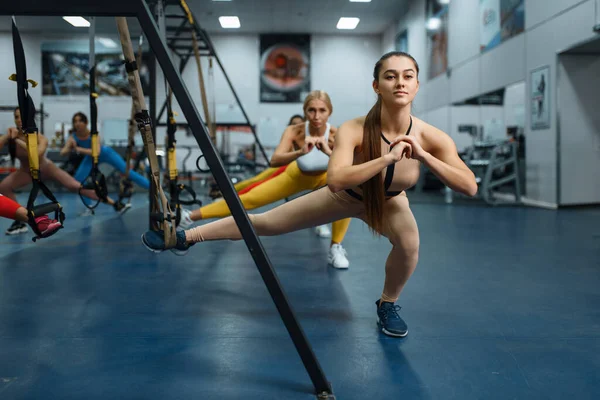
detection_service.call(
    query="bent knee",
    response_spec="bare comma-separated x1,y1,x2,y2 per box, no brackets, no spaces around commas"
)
390,235,420,260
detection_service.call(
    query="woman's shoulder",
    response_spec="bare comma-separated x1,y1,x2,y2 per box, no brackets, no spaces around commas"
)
340,116,366,129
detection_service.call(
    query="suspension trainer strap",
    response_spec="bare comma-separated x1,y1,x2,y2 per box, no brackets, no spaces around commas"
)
181,0,215,144
115,17,176,247
10,17,64,241
160,0,182,226
79,18,107,210
118,35,144,204
165,87,181,225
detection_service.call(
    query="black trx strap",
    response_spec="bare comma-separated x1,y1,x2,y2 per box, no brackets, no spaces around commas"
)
115,17,177,248
10,17,65,242
79,18,109,212
78,66,109,210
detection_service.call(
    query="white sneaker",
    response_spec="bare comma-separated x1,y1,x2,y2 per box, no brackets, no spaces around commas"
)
328,243,349,269
5,221,28,235
178,208,194,229
314,224,331,238
79,209,95,217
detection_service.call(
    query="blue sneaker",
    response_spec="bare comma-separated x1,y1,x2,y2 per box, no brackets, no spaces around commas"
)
141,229,193,256
375,299,408,337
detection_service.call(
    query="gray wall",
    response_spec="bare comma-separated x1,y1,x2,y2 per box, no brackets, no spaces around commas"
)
558,54,600,205
381,0,600,206
0,31,381,171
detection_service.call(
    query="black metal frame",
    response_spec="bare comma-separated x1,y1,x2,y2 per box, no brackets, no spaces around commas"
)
151,0,270,168
0,3,334,398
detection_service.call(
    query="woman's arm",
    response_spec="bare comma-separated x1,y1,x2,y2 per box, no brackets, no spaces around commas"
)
74,146,93,157
59,136,76,156
327,119,402,192
314,126,337,157
0,133,9,150
270,126,306,167
392,121,478,197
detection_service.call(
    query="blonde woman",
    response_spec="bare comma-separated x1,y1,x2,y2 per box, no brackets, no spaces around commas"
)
178,91,351,269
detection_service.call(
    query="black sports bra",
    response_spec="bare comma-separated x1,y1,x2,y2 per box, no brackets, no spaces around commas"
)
345,116,413,201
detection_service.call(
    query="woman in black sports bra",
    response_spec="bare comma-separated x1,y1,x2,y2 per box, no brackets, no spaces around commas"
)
142,51,478,338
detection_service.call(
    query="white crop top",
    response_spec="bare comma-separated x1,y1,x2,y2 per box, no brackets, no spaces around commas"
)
296,122,331,173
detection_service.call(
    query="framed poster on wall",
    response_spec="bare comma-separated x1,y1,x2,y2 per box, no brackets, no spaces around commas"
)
480,0,525,53
41,41,151,96
259,34,311,103
530,65,550,130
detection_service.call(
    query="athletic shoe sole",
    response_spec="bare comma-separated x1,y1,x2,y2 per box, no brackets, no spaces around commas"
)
5,226,28,235
140,233,189,256
377,317,408,338
141,233,164,254
118,204,132,215
170,248,190,256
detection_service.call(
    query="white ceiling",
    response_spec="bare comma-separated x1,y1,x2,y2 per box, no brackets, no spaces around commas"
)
0,0,411,36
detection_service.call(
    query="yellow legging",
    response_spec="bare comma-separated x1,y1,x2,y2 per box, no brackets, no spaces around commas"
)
233,167,281,192
200,161,350,244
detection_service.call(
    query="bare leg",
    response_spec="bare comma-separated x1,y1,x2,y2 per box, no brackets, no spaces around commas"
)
14,207,28,222
42,160,116,205
0,169,32,202
361,194,420,302
185,187,363,243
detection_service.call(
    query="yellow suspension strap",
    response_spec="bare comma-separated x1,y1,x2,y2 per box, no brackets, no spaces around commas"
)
10,17,64,242
164,87,202,227
115,17,177,248
165,87,181,224
79,18,109,212
181,0,216,145
78,66,109,211
117,35,145,207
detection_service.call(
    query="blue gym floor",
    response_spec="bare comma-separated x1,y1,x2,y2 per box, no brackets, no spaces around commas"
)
1,193,599,399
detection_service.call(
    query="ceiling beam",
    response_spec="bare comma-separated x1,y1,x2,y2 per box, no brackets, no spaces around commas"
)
0,0,138,16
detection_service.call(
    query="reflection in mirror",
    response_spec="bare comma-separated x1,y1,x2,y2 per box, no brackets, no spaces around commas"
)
454,82,525,204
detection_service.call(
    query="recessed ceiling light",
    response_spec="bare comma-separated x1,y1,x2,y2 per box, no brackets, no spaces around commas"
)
349,0,372,2
62,16,90,27
219,16,241,29
98,37,118,48
336,17,360,30
426,17,441,30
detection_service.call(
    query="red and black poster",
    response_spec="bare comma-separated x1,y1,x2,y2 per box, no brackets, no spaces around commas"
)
259,34,311,103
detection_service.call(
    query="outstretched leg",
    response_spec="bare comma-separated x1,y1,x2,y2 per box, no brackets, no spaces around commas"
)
0,169,32,202
189,162,317,221
42,160,117,205
142,187,363,252
1,179,62,236
234,167,281,192
99,146,150,190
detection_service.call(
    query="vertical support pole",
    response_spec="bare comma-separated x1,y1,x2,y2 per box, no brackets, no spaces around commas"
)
148,3,159,230
135,1,334,398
